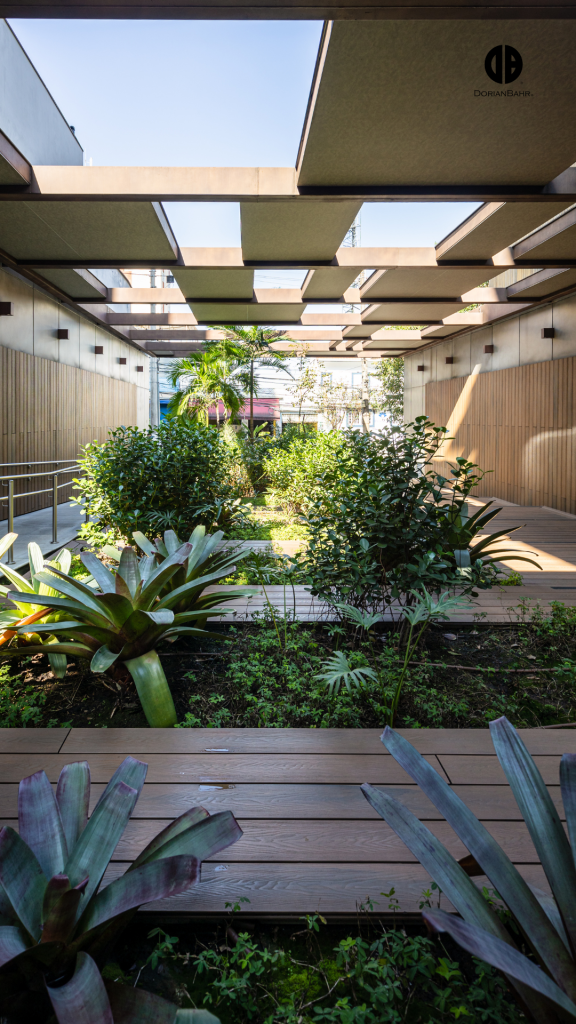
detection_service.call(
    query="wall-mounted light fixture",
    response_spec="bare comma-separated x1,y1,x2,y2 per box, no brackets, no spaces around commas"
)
0,302,13,316
417,365,425,372
56,329,68,340
541,328,555,339
118,357,127,365
136,365,144,372
484,344,494,354
95,346,104,355
445,356,454,364
166,274,175,284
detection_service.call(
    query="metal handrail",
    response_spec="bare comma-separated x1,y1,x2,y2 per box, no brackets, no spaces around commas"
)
0,466,80,483
0,459,79,468
1,465,83,566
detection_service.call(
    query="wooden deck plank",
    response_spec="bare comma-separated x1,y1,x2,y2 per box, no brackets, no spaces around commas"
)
0,782,563,820
437,754,566,785
0,753,448,785
0,729,70,753
59,727,576,755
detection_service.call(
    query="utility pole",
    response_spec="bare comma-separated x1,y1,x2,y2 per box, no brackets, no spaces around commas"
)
360,355,370,434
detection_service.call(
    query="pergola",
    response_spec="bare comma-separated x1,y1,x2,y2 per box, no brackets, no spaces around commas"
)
2,20,576,360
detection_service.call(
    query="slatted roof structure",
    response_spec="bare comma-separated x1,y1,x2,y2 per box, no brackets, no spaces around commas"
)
2,21,576,358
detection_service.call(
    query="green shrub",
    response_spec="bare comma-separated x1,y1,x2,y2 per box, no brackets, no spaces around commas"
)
264,431,346,513
73,420,235,543
299,418,508,610
0,663,47,727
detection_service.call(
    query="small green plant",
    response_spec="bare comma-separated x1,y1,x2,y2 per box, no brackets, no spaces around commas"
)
315,650,378,695
146,927,180,970
0,755,239,1022
0,663,47,726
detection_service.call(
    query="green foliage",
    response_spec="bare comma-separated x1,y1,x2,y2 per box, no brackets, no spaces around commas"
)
2,528,250,727
368,357,405,423
299,419,530,611
0,755,238,1023
182,923,521,1023
72,420,235,543
263,432,346,514
0,663,47,727
314,650,377,695
364,719,576,1022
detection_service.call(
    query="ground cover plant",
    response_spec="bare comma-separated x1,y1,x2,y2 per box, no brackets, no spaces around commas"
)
0,754,239,1023
4,602,576,730
101,908,525,1023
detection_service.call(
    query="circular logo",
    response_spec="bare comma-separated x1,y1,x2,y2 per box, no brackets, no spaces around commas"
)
485,45,523,84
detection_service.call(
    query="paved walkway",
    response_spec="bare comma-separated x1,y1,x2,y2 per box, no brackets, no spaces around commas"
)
0,501,85,570
0,726,571,916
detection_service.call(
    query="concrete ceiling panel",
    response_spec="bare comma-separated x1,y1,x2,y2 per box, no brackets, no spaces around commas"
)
513,207,576,261
0,201,177,261
36,268,107,299
507,266,576,297
172,267,254,300
436,202,573,260
301,267,360,299
298,22,576,187
362,301,466,323
240,200,361,261
360,266,491,301
188,301,306,324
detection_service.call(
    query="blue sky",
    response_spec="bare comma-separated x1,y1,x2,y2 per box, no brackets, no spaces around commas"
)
10,19,479,249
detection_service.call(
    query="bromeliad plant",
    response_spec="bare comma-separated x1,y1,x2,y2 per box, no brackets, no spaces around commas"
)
362,718,576,1022
0,754,239,1023
0,534,92,680
2,532,251,728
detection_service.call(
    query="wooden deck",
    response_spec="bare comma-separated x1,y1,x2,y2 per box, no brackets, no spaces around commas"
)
2,727,575,917
215,503,576,623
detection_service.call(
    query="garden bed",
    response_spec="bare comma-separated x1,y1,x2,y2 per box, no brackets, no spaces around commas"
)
4,607,576,730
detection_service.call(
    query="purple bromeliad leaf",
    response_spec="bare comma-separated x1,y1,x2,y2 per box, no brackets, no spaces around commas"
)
19,771,67,878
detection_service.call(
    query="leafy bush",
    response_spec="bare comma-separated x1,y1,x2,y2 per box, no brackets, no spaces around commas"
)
0,663,47,727
73,420,235,544
263,431,346,513
299,418,535,611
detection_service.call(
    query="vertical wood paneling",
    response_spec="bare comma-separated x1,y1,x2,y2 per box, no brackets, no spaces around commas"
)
0,348,140,520
426,359,576,513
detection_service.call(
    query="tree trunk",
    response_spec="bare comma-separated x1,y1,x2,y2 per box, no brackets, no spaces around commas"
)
250,359,254,441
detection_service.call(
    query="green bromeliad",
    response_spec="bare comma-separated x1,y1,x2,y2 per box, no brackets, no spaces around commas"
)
2,527,251,727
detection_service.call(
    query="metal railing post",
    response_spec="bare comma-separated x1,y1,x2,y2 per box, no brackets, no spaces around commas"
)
7,479,14,564
52,473,58,543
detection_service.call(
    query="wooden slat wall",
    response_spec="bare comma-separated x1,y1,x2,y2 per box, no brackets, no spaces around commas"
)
0,347,139,519
425,357,576,512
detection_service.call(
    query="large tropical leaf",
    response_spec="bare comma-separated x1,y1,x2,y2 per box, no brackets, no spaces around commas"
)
381,726,576,997
0,827,47,940
92,756,147,816
7,591,112,630
64,781,139,909
18,772,67,882
490,717,576,958
41,877,88,944
0,533,17,562
424,908,576,1020
56,762,90,858
561,754,576,866
78,855,199,934
33,570,108,613
90,645,122,673
131,807,209,869
46,951,114,1024
134,811,242,868
0,926,29,968
124,651,177,728
106,981,222,1024
116,547,141,599
79,552,116,594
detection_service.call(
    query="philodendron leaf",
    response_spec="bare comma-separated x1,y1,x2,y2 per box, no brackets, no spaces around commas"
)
46,951,113,1024
56,762,90,855
131,807,209,869
0,827,47,940
78,855,200,934
18,771,67,880
490,717,576,959
0,926,30,968
424,908,576,1020
64,780,139,909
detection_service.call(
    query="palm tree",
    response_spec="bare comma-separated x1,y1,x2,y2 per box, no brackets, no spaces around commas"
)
166,346,248,426
210,326,293,440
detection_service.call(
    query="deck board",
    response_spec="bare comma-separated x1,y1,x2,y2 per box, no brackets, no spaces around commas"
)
1,727,575,915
